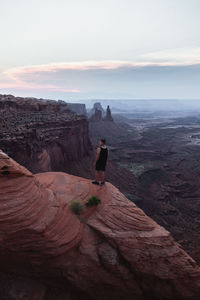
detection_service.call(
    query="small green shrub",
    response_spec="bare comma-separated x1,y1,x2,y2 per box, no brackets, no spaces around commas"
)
70,199,84,215
86,196,101,207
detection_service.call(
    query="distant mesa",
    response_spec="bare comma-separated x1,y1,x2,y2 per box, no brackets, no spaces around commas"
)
89,102,113,122
89,102,105,117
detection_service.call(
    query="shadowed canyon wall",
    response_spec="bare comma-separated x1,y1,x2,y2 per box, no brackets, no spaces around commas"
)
0,94,92,174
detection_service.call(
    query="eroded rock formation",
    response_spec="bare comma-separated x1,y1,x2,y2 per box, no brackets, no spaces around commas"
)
105,105,113,121
89,103,113,122
89,108,103,122
89,102,105,118
0,150,200,299
0,94,92,174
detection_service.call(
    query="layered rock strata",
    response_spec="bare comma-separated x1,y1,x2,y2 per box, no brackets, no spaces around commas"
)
0,150,200,299
0,94,92,173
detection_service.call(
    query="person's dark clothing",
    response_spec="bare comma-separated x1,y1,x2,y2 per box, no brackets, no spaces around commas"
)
96,146,108,171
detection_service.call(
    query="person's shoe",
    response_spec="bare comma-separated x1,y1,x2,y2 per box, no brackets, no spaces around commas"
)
92,181,99,185
100,181,105,186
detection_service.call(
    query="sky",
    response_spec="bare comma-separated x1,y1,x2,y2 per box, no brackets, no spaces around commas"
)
0,0,200,101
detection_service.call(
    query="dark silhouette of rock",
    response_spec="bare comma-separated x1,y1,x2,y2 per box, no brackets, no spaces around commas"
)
105,105,113,121
1,150,200,299
89,103,113,122
89,108,103,122
89,102,105,118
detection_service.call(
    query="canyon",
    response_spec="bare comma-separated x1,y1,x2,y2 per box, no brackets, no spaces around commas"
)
1,95,200,298
101,110,200,265
0,95,135,190
88,103,200,266
0,94,92,175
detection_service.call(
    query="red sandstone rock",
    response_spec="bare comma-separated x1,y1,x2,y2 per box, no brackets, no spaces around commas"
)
0,94,92,174
0,150,200,299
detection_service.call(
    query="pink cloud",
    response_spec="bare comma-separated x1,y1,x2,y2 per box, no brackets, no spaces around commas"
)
1,59,200,94
5,59,199,81
0,66,81,93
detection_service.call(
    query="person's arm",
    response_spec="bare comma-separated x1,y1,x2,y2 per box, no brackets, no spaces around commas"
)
107,149,109,162
94,148,101,164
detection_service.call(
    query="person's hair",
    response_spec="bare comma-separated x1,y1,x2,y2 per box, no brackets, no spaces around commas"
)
101,138,106,145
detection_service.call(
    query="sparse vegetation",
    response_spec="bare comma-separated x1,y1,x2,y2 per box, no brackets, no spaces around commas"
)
70,199,85,215
70,196,101,215
86,196,101,207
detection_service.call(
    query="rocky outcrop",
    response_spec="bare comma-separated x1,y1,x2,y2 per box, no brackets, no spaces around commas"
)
89,102,105,117
0,150,200,299
89,103,113,122
66,102,87,115
0,94,70,112
105,105,113,121
89,108,103,122
0,94,92,174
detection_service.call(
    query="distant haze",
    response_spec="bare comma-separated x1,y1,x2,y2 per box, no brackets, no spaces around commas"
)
86,99,200,111
0,0,200,101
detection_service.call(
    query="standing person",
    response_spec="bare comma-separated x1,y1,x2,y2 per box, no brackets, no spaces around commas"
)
92,139,108,186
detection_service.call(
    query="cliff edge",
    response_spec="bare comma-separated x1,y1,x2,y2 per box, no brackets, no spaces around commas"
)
0,94,92,174
0,150,200,300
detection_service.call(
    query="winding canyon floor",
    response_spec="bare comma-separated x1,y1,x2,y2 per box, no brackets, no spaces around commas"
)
89,111,200,265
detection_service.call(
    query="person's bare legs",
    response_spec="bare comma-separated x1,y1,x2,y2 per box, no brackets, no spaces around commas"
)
95,171,99,182
101,171,105,183
92,171,100,184
93,171,105,185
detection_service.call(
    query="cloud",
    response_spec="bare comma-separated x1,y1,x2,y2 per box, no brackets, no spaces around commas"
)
0,66,80,93
140,47,200,64
1,57,200,99
5,56,200,79
0,61,159,94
